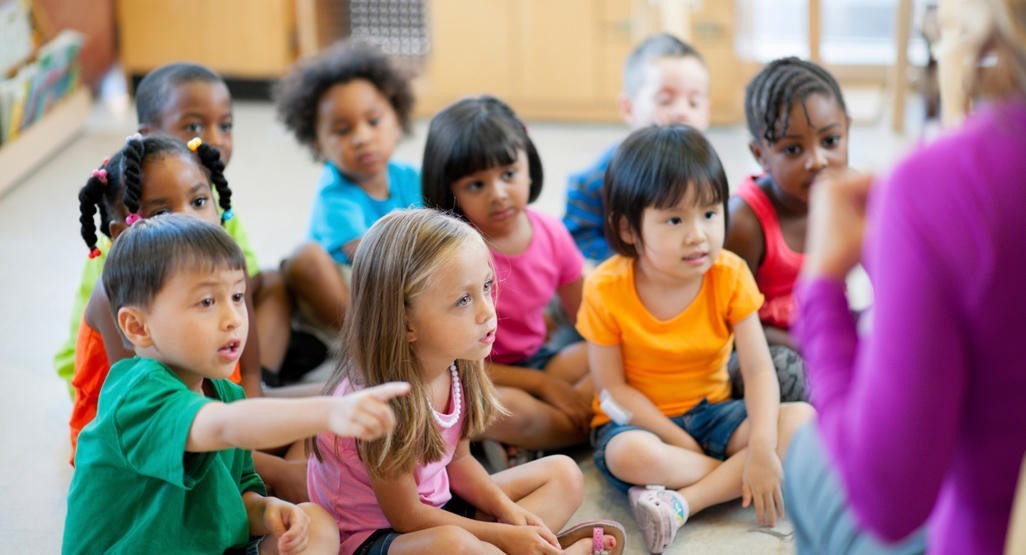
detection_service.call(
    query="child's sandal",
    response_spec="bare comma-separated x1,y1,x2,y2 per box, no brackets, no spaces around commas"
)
556,519,626,555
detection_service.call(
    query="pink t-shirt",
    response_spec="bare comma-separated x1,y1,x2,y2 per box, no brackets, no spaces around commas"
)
490,209,584,364
307,376,464,554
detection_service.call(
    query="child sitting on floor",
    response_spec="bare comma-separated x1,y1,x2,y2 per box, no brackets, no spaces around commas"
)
63,213,410,554
580,125,814,553
724,58,851,402
307,209,625,555
273,39,421,342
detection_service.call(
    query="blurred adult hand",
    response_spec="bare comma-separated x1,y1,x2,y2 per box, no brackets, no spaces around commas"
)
803,169,874,281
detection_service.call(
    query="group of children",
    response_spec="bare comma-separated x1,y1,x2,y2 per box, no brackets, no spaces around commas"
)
59,30,854,554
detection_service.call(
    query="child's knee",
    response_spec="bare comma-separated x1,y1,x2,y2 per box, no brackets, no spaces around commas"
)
605,432,663,475
541,454,585,501
782,402,815,426
284,243,333,280
428,525,484,553
779,402,816,444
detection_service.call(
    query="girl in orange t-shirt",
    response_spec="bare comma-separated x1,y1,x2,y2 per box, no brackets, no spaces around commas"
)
577,124,814,553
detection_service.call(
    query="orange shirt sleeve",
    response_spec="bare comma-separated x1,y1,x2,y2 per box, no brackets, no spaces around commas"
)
576,258,624,346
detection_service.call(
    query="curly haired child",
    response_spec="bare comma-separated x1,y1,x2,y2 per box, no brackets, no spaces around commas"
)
273,39,421,340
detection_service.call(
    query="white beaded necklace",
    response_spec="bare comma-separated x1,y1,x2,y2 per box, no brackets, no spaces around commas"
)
428,362,462,429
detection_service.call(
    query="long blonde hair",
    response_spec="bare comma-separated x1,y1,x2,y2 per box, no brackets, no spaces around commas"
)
953,0,1026,99
315,208,505,479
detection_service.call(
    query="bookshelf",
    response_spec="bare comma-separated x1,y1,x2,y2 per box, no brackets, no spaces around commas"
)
0,0,90,198
0,86,90,197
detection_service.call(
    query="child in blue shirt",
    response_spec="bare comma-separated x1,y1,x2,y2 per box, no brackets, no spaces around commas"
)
273,39,421,340
275,39,421,265
563,33,710,263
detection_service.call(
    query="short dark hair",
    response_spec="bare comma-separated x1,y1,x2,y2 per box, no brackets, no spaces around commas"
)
744,56,849,144
135,63,227,126
103,213,246,319
421,95,543,219
274,39,415,159
603,124,729,258
77,135,232,257
623,33,705,97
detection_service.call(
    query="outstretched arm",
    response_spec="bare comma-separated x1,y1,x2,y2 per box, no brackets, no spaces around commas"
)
186,382,410,453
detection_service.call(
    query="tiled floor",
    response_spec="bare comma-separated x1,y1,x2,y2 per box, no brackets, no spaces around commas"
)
0,92,919,554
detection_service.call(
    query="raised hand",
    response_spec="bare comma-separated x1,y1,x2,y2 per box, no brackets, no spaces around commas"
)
804,169,874,281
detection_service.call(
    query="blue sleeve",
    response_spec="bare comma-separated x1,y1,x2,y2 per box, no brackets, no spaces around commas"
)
393,162,424,208
309,186,369,263
563,152,614,261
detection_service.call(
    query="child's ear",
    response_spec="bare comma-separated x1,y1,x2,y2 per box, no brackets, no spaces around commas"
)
108,219,127,239
748,140,769,172
617,93,636,127
616,215,637,246
117,306,153,348
404,316,417,343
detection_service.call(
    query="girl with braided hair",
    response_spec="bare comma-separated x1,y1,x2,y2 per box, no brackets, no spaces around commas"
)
71,134,313,504
724,57,851,403
69,134,249,462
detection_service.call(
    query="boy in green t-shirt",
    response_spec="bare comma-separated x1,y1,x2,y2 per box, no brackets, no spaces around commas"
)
63,214,409,554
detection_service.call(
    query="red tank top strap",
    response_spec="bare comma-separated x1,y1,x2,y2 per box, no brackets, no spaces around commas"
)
734,175,804,328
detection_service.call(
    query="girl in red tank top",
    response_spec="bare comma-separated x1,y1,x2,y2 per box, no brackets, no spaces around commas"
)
725,57,850,348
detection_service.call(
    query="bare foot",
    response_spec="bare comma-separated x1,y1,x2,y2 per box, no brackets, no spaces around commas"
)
562,534,616,555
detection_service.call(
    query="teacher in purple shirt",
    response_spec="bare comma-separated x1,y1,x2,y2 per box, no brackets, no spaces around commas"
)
783,1,1026,553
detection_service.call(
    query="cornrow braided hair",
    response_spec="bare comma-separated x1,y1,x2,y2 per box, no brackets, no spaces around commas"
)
76,135,234,256
744,57,849,144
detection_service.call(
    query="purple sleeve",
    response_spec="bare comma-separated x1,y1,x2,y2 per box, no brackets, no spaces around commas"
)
795,161,968,541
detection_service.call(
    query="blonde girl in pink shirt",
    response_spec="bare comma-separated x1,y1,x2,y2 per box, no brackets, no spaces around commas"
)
307,209,624,555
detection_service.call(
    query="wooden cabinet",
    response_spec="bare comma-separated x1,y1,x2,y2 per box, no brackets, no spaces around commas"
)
416,0,624,121
117,0,296,79
415,0,745,123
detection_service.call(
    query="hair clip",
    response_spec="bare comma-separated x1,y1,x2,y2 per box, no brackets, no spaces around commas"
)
91,168,108,184
101,157,109,166
125,133,143,144
125,213,141,226
187,137,203,152
221,209,235,222
88,247,102,259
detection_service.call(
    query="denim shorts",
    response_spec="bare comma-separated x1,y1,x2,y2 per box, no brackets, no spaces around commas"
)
224,536,263,555
511,325,584,370
591,398,748,493
512,343,560,370
353,493,477,555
